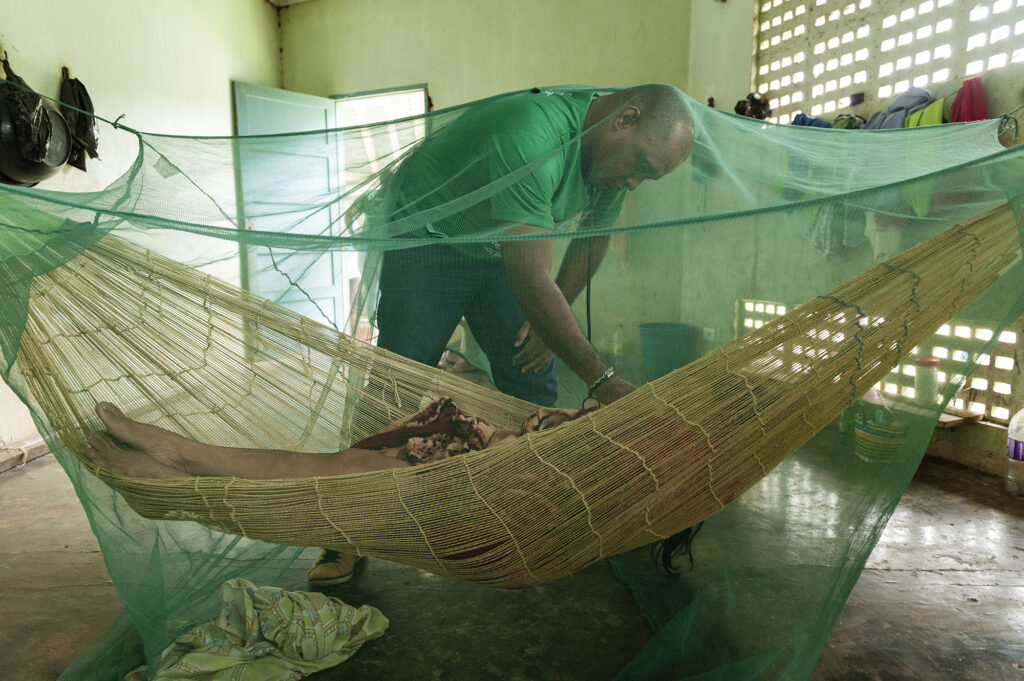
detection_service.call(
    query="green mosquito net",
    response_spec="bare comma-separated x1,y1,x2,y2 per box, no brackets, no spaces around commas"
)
1,84,1023,681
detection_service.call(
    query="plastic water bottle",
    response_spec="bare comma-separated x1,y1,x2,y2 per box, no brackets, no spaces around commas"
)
1007,407,1024,496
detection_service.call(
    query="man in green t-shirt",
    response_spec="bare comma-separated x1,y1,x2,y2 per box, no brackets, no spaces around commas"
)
312,84,695,586
375,83,694,407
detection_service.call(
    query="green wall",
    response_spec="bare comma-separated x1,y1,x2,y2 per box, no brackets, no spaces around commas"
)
687,0,760,110
0,0,280,445
280,0,693,108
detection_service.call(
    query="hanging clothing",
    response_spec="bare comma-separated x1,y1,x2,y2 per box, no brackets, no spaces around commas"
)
863,88,932,129
903,98,946,128
900,97,947,217
810,200,867,259
951,77,987,122
831,114,866,130
58,69,99,171
791,113,831,128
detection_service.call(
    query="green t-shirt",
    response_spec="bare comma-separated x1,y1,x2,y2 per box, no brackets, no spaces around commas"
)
388,87,626,257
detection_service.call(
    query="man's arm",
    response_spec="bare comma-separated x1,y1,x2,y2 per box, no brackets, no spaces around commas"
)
501,223,634,403
555,188,624,304
511,233,610,374
554,233,610,305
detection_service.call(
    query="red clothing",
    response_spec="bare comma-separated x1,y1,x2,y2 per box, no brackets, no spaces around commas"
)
951,77,987,122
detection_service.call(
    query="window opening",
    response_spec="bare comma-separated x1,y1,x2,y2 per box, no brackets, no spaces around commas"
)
737,298,1024,425
755,0,1024,122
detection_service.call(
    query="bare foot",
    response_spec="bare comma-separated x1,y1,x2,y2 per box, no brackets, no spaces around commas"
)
92,402,197,474
85,432,186,479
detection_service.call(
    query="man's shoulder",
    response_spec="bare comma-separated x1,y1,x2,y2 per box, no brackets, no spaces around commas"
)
472,87,596,134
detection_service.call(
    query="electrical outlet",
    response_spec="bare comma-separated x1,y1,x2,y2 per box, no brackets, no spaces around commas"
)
703,327,715,342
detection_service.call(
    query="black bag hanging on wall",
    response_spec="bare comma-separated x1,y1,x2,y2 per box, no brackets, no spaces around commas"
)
0,55,70,185
1,55,52,163
59,66,98,171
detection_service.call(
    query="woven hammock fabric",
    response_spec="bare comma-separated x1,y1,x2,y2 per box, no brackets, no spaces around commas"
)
13,202,1021,588
2,85,1024,680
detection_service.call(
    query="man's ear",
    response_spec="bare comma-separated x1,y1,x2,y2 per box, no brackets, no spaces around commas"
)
614,105,641,130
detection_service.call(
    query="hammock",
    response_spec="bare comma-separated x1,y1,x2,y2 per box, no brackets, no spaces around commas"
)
15,203,1019,588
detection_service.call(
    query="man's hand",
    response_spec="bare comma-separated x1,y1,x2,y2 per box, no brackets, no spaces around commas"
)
512,321,553,373
500,224,621,392
592,375,636,404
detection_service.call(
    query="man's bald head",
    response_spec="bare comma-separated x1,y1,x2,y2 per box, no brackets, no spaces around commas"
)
582,84,695,191
619,83,694,141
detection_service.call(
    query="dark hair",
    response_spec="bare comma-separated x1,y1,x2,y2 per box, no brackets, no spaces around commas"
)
735,92,772,120
651,522,704,575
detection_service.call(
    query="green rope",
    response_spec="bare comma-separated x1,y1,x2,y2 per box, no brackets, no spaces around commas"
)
817,294,868,401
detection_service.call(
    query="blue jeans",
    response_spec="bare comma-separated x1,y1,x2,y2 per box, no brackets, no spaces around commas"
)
377,245,558,406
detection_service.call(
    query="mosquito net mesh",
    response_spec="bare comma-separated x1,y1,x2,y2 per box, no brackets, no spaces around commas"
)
1,84,1023,680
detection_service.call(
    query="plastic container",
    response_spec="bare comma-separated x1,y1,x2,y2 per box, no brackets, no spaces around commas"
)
638,323,702,381
854,410,909,462
1006,407,1024,496
914,356,940,407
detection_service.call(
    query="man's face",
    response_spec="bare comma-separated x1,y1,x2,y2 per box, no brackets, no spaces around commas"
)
586,120,693,192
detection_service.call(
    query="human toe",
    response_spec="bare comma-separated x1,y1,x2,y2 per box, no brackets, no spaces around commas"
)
95,403,148,446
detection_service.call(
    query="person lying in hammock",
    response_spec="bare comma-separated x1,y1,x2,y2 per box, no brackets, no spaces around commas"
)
84,398,702,575
83,397,588,480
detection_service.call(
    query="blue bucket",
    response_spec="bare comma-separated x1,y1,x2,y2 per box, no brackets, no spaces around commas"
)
638,323,702,382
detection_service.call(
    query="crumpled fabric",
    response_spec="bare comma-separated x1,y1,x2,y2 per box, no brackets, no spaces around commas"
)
0,56,51,163
951,77,987,122
58,70,99,171
791,113,831,128
903,97,945,128
863,87,932,129
352,395,498,463
810,200,867,259
126,578,388,681
351,396,590,465
831,114,866,130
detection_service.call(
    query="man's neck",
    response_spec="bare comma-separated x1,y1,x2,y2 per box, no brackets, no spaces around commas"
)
581,92,619,181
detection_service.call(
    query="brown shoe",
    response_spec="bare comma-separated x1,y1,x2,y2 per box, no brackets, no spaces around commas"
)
308,549,363,587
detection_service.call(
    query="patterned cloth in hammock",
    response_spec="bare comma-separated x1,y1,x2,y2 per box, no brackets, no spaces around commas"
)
351,397,595,464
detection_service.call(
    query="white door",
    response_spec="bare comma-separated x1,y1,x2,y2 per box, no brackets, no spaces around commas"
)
233,81,345,329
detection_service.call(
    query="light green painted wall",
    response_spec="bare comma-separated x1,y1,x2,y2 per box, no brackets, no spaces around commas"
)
280,0,692,107
688,0,759,111
0,0,280,445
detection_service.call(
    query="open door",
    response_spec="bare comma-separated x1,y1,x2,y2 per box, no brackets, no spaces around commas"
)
232,81,346,329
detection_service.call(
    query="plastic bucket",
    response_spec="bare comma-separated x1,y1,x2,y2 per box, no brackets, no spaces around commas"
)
638,323,703,382
853,413,909,463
